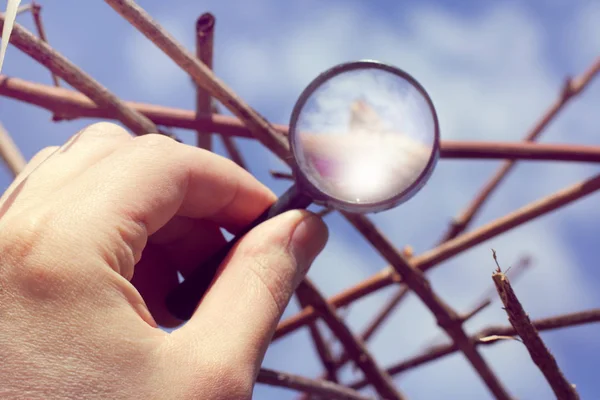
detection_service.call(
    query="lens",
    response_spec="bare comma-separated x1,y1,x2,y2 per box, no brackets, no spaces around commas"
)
290,61,439,212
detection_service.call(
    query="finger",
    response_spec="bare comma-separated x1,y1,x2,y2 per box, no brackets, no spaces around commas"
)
59,133,275,280
177,210,328,370
14,122,132,201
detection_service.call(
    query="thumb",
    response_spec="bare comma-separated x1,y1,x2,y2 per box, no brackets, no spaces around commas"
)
176,209,328,367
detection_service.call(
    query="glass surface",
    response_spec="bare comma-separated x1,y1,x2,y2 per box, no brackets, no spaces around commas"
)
292,66,437,206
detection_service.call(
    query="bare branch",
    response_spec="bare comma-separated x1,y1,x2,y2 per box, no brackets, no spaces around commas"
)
257,368,373,400
492,251,579,400
0,13,161,137
349,309,600,390
295,288,340,384
296,279,406,400
342,212,512,400
0,121,25,177
194,12,214,150
30,2,60,87
439,57,600,243
103,0,290,161
275,172,600,340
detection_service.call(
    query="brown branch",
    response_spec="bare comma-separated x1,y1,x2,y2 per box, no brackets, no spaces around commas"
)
295,288,340,384
194,12,214,150
349,309,600,390
0,14,160,137
342,212,512,400
296,279,406,400
257,367,373,400
0,75,288,137
274,172,600,340
492,251,579,400
194,13,248,169
30,2,59,87
103,0,290,161
5,75,600,164
0,121,26,177
440,141,600,163
439,57,600,243
419,255,532,352
4,76,600,164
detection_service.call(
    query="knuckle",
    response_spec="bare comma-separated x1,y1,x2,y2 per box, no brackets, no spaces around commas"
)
132,132,176,151
80,121,131,139
0,210,73,299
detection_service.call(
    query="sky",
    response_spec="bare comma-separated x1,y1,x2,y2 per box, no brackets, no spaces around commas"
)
1,0,599,399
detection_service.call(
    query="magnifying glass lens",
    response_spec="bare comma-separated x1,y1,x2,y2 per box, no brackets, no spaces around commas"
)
291,65,438,211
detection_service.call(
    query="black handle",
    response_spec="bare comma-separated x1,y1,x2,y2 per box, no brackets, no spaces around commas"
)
165,184,313,321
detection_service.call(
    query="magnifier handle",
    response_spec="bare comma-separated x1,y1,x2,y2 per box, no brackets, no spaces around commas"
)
165,184,313,321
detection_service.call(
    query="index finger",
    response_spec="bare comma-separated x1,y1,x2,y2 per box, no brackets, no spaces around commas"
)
63,134,276,272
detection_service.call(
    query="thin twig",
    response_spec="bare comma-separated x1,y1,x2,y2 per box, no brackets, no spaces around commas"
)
274,172,600,340
342,212,512,400
0,121,25,177
257,367,373,400
30,2,59,87
349,309,600,390
16,3,33,16
295,288,340,384
0,14,161,137
296,279,406,400
420,255,532,351
194,12,214,150
492,250,579,400
0,75,287,137
103,0,290,161
438,57,600,243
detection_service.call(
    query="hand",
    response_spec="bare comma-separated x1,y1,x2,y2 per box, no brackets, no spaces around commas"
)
0,122,328,400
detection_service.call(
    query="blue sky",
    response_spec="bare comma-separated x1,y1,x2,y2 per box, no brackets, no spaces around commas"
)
1,1,599,399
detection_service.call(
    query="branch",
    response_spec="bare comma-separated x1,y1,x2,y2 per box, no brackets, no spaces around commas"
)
348,309,600,390
103,0,290,161
295,288,340,384
0,13,161,137
438,57,600,243
341,212,512,400
492,251,579,400
0,121,25,177
420,255,532,352
0,75,289,137
30,2,60,87
257,368,373,400
194,12,214,150
275,172,600,341
296,279,406,400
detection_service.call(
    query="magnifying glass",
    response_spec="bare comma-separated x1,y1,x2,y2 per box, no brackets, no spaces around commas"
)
166,60,440,321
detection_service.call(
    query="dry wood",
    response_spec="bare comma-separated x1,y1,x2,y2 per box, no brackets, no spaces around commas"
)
275,171,600,339
492,250,579,400
349,309,599,390
296,279,406,400
0,121,25,177
257,367,373,400
0,13,160,137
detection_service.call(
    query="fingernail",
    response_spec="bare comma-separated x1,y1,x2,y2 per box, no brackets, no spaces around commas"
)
290,212,329,269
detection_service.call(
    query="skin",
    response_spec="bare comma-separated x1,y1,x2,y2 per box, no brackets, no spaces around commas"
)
0,122,329,400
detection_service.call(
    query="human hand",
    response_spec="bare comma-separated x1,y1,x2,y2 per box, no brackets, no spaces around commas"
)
0,122,328,399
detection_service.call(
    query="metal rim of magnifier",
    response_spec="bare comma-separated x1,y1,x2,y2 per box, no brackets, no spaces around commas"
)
288,60,441,214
